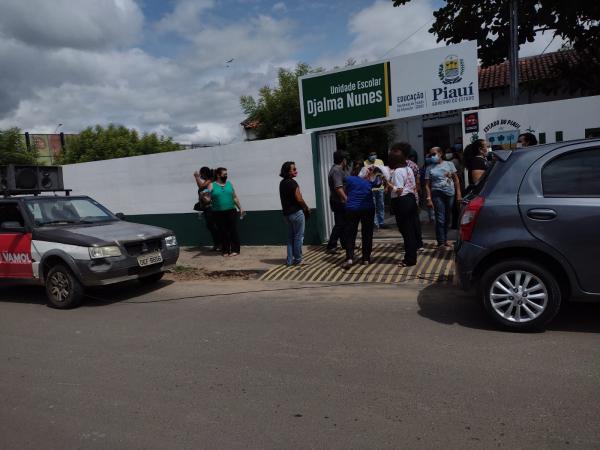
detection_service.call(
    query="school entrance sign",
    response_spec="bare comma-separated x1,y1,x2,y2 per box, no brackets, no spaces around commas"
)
299,41,479,133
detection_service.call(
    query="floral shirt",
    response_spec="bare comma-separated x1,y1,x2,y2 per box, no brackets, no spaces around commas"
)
390,166,417,200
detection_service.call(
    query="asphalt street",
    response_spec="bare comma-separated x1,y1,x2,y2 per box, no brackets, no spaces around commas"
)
1,279,599,449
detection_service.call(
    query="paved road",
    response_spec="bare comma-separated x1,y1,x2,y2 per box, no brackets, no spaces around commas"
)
1,280,599,449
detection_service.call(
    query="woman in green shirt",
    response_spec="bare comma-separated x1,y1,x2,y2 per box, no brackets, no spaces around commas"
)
210,167,244,256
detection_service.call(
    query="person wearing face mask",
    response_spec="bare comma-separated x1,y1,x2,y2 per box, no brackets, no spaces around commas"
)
279,161,310,266
210,167,244,257
425,147,463,250
464,139,489,185
364,151,384,167
517,132,538,148
364,150,386,230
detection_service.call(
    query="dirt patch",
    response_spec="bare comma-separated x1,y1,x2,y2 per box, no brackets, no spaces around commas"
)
164,265,263,282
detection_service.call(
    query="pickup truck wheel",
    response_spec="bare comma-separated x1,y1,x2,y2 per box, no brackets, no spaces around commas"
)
480,259,561,331
139,272,164,284
45,264,84,309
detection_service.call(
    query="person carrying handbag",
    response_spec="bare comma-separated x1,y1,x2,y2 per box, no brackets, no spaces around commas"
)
193,167,220,251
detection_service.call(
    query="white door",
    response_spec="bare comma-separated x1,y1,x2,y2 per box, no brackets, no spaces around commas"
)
317,133,337,238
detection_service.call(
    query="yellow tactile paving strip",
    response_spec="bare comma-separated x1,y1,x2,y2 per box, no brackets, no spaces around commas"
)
260,242,454,284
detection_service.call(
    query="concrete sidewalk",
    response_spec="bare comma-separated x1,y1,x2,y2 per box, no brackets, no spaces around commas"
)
176,245,291,273
175,221,457,275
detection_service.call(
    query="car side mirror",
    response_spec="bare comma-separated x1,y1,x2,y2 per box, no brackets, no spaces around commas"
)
115,212,125,220
1,221,27,233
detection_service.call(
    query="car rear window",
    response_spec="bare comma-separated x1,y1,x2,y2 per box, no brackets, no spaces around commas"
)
542,147,600,197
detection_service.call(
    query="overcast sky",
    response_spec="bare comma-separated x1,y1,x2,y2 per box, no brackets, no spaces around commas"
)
0,0,564,144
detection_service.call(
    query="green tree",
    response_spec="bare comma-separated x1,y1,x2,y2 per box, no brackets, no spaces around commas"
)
240,63,323,139
392,0,600,94
0,127,39,165
57,124,183,164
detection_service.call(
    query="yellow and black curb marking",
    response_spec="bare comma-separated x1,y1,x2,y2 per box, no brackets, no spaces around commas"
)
260,242,454,284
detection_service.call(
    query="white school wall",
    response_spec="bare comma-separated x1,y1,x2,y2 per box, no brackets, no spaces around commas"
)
61,134,320,246
62,133,316,215
462,95,600,145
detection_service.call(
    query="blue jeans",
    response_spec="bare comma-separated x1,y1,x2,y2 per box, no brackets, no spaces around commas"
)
432,191,454,246
372,189,385,227
284,210,305,265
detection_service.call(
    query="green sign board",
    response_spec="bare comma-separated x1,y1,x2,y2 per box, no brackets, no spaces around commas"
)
299,42,479,132
300,62,390,131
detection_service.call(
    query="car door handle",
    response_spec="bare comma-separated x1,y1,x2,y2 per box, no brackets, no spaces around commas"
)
527,208,558,220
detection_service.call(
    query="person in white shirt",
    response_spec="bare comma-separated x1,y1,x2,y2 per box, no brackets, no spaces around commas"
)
387,149,418,267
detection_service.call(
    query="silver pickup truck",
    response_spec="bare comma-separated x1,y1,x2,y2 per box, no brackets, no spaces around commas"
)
0,194,179,308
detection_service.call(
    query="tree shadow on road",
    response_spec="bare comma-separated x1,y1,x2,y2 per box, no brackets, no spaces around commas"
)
0,280,175,308
418,283,600,333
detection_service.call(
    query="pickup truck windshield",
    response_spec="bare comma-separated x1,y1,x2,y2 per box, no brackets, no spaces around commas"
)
25,198,116,226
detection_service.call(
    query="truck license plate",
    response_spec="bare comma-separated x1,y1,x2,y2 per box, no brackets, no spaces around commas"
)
137,251,163,267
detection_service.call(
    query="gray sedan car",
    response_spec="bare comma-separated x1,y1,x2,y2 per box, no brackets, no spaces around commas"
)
455,139,600,330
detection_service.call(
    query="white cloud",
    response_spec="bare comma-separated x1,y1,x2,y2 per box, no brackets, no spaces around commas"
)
173,122,241,145
0,0,299,145
346,0,440,62
155,0,216,34
321,0,568,70
273,2,287,13
0,0,143,50
520,30,566,57
186,15,297,70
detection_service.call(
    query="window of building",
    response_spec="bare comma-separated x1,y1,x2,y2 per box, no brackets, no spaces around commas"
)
555,131,563,142
542,148,600,197
538,132,546,144
585,128,600,139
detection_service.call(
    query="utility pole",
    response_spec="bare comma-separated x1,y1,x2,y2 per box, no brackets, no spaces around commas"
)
509,0,519,105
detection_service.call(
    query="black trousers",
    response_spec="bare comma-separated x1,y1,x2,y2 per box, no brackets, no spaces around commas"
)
344,208,375,262
413,208,424,249
213,209,240,255
391,194,418,266
203,208,220,248
327,206,347,250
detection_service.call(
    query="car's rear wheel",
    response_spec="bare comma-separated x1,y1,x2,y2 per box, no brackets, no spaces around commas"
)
139,272,164,284
480,259,561,331
45,264,84,309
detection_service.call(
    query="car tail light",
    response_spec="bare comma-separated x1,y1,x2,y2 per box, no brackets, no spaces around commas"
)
460,196,485,241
